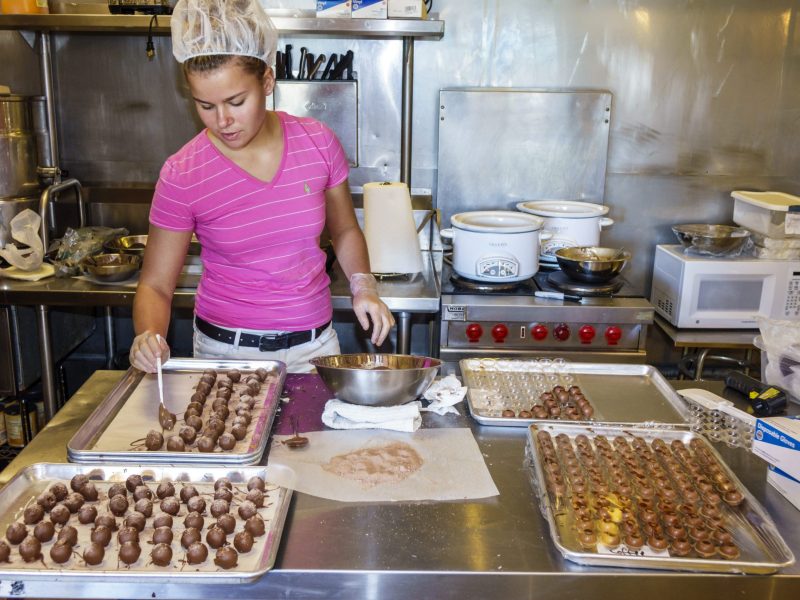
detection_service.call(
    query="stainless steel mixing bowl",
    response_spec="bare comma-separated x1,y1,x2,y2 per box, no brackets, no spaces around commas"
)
554,246,630,283
671,224,751,255
81,253,140,282
309,353,441,407
104,235,202,259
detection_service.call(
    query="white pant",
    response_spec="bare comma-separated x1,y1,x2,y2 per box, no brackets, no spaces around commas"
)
193,322,340,373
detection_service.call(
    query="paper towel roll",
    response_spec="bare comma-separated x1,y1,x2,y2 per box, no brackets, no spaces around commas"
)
364,182,424,274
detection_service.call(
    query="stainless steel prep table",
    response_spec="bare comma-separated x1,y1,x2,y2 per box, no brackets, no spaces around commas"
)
0,251,442,424
0,371,798,599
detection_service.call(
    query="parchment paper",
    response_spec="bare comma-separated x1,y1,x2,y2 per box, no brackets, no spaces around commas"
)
267,428,499,502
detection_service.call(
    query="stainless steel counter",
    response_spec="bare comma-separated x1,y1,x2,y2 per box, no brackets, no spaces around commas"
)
0,372,798,599
0,251,442,423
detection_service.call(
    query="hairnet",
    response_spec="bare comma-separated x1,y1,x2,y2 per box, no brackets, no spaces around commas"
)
171,0,278,66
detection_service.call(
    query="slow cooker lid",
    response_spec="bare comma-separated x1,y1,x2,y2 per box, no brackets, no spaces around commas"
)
451,210,543,233
517,200,609,218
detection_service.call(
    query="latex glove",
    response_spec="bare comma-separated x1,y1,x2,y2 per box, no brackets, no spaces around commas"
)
129,330,170,373
350,273,395,346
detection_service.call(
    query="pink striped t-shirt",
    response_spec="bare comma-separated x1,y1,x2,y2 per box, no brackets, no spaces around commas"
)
149,111,349,331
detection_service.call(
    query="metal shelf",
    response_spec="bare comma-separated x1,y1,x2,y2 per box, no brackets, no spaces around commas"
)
0,14,444,38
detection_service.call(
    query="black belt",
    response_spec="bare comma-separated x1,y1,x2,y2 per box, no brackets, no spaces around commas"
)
195,316,330,352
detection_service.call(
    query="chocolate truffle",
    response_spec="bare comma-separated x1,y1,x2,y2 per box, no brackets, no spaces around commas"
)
179,426,197,445
70,474,89,493
133,485,153,501
186,541,208,565
197,436,216,453
180,485,199,503
19,536,41,562
83,542,105,566
254,367,268,382
78,505,98,525
90,525,112,547
217,378,233,390
216,514,236,535
214,487,234,503
95,514,117,531
6,522,28,544
226,369,241,382
166,436,186,452
152,526,173,545
234,413,251,427
125,475,144,493
49,539,71,564
117,526,139,545
214,546,238,569
237,500,257,520
119,541,141,565
151,543,172,567
80,482,99,502
207,417,226,436
145,430,164,451
200,427,220,443
160,496,181,516
57,525,79,546
134,499,153,518
186,415,204,431
213,406,231,421
152,513,173,529
183,511,204,531
63,492,85,513
50,482,69,501
181,528,201,549
245,515,265,537
231,424,248,441
210,499,229,518
234,530,254,553
186,401,204,415
206,525,227,549
124,512,147,532
196,381,212,395
36,491,57,511
0,541,9,562
108,494,129,517
218,433,236,451
108,483,127,499
245,489,264,508
23,504,45,524
156,482,175,499
33,520,55,542
187,496,206,514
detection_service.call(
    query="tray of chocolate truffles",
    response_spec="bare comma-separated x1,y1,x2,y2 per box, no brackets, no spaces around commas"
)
67,359,286,465
0,463,294,583
525,424,794,573
461,359,692,428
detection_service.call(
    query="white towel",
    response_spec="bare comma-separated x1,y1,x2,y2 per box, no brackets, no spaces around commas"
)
421,375,467,416
321,399,422,432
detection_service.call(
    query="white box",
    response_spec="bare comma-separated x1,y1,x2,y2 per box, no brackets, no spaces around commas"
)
317,0,352,18
388,0,426,19
731,190,800,239
767,465,800,511
352,0,387,18
752,416,800,481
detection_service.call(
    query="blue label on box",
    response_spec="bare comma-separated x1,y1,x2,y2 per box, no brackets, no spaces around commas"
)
755,420,799,449
353,0,383,7
770,464,800,483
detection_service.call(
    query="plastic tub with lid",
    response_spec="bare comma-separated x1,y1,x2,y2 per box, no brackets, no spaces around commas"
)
731,191,800,239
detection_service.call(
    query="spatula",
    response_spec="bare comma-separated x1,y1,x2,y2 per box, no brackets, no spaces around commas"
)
155,334,176,430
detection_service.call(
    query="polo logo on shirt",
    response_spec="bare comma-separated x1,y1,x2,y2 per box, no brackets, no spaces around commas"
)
304,182,311,194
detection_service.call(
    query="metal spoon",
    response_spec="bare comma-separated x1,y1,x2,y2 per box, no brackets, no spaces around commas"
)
155,334,176,430
284,415,309,449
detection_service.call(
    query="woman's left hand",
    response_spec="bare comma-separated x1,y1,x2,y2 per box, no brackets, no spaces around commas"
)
351,273,395,345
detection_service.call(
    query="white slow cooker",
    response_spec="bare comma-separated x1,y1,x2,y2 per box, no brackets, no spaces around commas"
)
516,200,613,263
441,211,550,282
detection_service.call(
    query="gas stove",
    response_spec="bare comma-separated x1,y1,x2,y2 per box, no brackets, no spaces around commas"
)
439,263,655,374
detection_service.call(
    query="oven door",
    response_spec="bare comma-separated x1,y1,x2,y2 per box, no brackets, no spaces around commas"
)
679,273,776,328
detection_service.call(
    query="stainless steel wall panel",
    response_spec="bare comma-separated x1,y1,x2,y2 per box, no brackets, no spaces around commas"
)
0,32,41,96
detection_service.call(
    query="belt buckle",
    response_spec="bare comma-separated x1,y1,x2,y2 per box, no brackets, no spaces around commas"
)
258,333,289,352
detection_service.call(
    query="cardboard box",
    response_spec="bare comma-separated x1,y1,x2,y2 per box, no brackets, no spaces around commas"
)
352,0,386,18
388,0,426,19
317,0,351,18
752,416,800,481
767,465,800,511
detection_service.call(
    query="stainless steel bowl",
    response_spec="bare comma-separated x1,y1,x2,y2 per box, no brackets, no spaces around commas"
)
309,353,441,407
104,235,202,259
81,253,140,282
554,246,630,283
671,224,751,254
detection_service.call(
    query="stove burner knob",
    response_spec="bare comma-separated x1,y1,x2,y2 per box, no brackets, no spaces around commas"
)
491,324,509,343
605,326,622,345
531,324,548,340
553,323,570,341
578,325,596,344
466,323,483,343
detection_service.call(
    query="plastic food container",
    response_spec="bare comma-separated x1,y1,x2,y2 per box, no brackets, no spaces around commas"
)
731,191,800,239
754,335,800,405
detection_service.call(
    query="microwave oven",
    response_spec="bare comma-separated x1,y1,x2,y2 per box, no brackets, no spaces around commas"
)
650,245,800,328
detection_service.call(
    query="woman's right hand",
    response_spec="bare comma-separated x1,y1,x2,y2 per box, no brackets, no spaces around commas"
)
129,331,170,373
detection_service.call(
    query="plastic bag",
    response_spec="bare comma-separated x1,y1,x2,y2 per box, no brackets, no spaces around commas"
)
0,209,44,271
757,317,800,402
51,226,128,277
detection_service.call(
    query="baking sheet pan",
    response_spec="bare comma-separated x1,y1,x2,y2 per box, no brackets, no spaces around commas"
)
67,359,286,465
0,463,294,583
462,360,691,428
525,423,794,574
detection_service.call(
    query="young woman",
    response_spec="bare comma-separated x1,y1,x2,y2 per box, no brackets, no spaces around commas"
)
129,0,394,373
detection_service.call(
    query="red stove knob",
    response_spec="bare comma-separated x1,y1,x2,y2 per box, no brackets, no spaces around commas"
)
466,323,483,343
491,324,509,343
605,326,622,345
578,325,596,344
553,323,571,341
531,324,549,340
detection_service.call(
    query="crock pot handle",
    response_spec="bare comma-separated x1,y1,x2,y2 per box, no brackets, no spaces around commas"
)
440,228,454,241
539,230,554,241
515,202,531,212
599,218,614,228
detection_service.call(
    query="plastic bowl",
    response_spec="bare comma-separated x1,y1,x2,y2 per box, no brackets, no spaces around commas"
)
554,246,630,283
671,224,751,255
81,253,140,282
309,353,441,407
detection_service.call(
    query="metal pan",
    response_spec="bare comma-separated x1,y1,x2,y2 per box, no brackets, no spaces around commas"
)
0,463,294,583
67,359,286,465
525,423,794,574
462,360,691,428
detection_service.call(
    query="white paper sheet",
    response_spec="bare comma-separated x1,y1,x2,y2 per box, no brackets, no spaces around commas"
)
267,428,499,502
